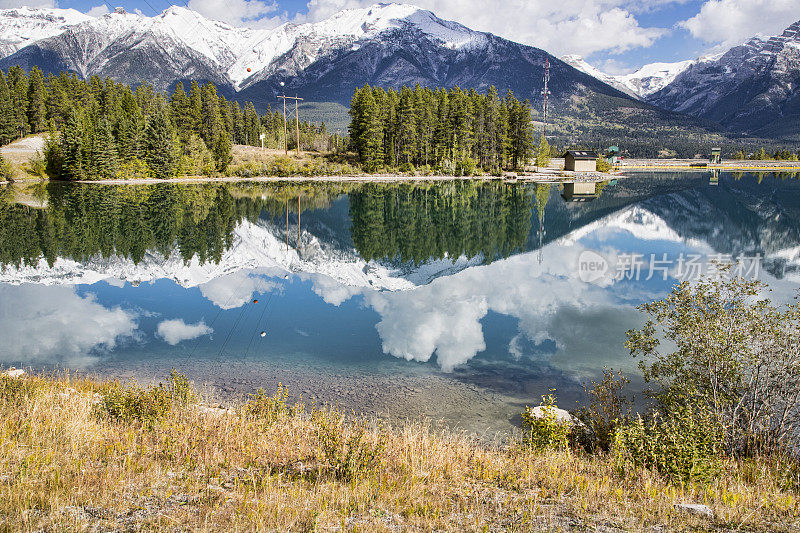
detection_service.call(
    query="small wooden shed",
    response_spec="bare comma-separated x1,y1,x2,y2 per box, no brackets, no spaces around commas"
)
563,150,599,172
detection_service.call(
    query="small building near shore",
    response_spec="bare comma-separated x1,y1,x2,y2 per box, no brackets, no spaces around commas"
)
563,150,599,172
562,182,598,202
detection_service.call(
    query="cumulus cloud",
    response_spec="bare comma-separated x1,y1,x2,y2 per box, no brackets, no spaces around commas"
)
679,0,800,48
358,241,645,373
156,319,213,345
85,4,110,17
300,0,669,56
0,284,137,368
198,270,280,309
188,0,283,28
308,273,365,306
0,0,55,7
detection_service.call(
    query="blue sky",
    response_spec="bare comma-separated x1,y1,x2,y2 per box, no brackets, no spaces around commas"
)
17,0,800,73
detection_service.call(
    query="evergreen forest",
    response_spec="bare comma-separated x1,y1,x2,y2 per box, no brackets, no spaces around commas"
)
0,66,334,180
349,85,535,174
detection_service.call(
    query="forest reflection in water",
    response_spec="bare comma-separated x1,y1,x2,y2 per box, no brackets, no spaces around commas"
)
0,172,799,433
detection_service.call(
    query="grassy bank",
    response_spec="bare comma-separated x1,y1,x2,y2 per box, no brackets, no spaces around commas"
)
2,371,798,531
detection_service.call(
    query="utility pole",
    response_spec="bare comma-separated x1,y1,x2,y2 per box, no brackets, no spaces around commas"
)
294,95,302,158
541,58,551,138
278,93,303,157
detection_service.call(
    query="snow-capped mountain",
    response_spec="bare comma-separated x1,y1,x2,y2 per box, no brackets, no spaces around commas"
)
0,6,91,57
560,55,640,98
0,3,629,104
646,19,800,138
562,55,717,99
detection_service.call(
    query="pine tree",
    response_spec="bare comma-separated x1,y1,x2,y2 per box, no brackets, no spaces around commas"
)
0,72,16,145
396,86,416,169
170,83,193,143
91,117,119,180
60,110,86,180
213,131,232,172
26,67,47,133
144,107,178,179
536,134,551,168
7,66,29,139
200,83,221,147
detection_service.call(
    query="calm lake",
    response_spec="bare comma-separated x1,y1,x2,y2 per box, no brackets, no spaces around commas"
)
1,172,799,434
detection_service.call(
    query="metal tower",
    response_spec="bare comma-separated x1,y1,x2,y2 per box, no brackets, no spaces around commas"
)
541,58,551,138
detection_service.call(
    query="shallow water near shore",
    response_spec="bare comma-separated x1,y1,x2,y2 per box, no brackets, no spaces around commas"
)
1,171,799,434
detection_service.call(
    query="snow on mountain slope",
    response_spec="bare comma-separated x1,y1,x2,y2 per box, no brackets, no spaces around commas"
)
561,55,640,98
561,55,719,99
0,6,91,57
0,3,488,89
646,19,800,136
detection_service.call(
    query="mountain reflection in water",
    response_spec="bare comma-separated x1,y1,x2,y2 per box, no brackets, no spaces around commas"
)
0,173,799,432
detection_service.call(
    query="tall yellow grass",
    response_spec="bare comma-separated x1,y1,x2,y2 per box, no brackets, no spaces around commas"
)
1,372,798,531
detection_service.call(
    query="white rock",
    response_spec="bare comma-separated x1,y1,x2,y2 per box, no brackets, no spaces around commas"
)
674,503,713,517
528,405,575,425
2,368,25,378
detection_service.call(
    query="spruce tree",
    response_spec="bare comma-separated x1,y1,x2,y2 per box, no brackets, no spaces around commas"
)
536,134,551,168
144,107,178,179
213,131,232,172
7,66,29,139
60,110,86,181
26,67,47,133
0,72,15,145
91,117,119,180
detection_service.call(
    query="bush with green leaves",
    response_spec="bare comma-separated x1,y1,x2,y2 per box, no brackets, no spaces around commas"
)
0,153,13,182
614,404,723,483
521,394,572,451
98,370,196,427
626,271,800,456
574,368,633,452
244,382,302,423
313,409,385,481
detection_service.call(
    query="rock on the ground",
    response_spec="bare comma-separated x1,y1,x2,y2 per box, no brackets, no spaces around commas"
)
674,503,713,517
2,367,25,378
528,405,576,425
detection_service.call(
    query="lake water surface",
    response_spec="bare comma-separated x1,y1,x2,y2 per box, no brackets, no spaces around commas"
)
1,172,799,434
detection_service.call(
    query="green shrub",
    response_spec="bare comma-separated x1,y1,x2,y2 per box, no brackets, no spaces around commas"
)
614,405,723,482
0,154,14,182
313,409,385,481
521,394,572,451
98,371,195,427
0,375,40,405
457,157,477,176
574,368,633,452
626,271,800,456
99,382,171,427
25,152,47,178
596,157,612,172
244,383,302,423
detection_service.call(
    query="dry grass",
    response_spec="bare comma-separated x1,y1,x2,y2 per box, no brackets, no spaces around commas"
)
1,371,799,531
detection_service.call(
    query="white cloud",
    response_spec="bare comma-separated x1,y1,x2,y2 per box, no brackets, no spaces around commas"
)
308,273,365,306
679,0,800,48
156,319,212,345
0,284,137,368
0,0,55,7
300,0,669,56
188,0,283,27
360,242,644,373
198,270,280,309
85,4,110,17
